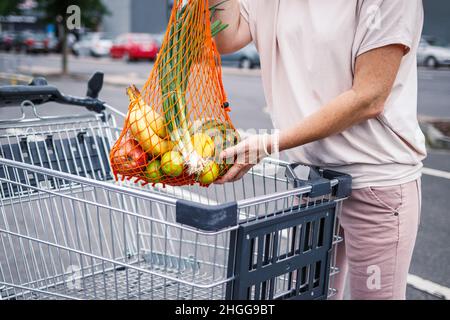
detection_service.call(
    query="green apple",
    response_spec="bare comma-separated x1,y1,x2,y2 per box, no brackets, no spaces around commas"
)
161,151,184,177
145,160,163,183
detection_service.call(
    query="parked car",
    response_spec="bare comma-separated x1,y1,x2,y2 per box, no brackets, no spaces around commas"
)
11,31,31,52
110,33,159,62
150,33,165,47
0,32,15,52
72,32,113,57
221,43,260,69
418,36,450,68
53,33,77,54
12,31,54,53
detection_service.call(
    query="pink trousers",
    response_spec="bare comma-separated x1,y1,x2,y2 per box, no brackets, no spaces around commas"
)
331,179,422,300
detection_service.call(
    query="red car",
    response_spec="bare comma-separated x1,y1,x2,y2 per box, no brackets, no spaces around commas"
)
110,33,159,62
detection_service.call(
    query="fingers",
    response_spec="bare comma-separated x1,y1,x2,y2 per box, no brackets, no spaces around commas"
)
220,140,245,161
215,163,253,184
234,165,251,181
215,164,243,184
221,139,257,165
215,135,265,184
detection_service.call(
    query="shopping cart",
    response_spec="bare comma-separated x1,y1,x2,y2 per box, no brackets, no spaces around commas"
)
0,73,351,300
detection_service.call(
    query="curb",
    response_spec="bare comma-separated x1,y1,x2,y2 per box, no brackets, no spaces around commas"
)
15,68,141,87
105,75,147,87
16,64,261,87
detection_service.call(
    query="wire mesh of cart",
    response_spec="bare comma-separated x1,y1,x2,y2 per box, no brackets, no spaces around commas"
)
0,73,352,300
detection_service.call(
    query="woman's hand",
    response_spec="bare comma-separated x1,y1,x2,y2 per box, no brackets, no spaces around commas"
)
215,134,276,184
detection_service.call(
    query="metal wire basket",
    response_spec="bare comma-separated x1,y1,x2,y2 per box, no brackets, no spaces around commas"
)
0,74,351,300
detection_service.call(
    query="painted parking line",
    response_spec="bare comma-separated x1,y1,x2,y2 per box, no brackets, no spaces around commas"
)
407,274,450,300
423,167,450,180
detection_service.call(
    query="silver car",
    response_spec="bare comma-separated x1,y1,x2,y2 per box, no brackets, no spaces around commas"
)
418,36,450,68
221,43,260,69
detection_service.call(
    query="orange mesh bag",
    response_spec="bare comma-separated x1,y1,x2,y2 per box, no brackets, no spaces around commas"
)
110,0,240,187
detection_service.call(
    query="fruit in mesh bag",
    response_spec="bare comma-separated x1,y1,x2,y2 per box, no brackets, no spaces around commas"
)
191,133,215,158
110,0,236,186
145,160,163,183
195,120,240,176
156,0,232,178
110,138,148,177
198,161,220,185
161,151,184,177
127,85,172,157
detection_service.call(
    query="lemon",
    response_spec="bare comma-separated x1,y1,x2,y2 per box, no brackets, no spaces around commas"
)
161,151,184,177
145,160,163,183
198,161,219,185
192,133,215,158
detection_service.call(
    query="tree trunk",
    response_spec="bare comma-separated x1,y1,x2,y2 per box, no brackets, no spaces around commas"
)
62,28,68,75
58,21,68,75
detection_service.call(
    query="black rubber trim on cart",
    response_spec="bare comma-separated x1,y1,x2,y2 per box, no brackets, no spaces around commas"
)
286,164,352,198
285,164,331,198
323,169,352,198
176,200,238,232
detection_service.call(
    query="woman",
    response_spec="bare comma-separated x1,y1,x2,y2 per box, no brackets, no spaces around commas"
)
213,0,425,300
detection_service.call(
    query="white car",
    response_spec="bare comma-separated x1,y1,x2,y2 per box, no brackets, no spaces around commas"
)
73,33,113,58
418,36,450,68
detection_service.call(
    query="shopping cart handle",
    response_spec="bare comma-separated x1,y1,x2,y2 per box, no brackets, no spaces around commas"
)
59,94,106,113
322,169,352,198
285,163,352,198
0,84,61,105
0,73,106,113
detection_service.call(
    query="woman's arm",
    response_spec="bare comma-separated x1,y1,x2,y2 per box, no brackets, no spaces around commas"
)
278,44,405,151
210,0,252,53
216,44,405,184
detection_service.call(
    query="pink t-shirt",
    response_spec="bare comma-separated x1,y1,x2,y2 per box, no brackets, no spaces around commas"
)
240,0,427,188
